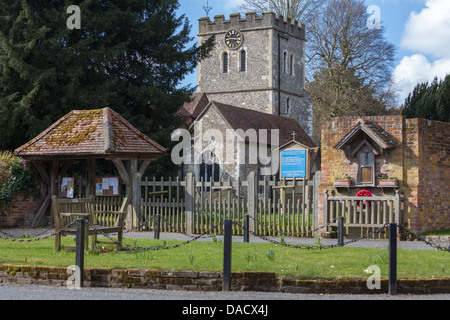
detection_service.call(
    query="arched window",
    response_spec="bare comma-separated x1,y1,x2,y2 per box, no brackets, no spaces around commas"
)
240,50,246,72
198,151,221,191
222,52,229,73
289,54,294,75
286,97,290,115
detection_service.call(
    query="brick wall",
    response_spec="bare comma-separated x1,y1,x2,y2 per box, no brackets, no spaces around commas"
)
415,119,450,233
319,115,450,234
0,185,46,227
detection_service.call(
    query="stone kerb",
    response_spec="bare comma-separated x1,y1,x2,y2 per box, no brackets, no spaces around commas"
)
2,264,450,294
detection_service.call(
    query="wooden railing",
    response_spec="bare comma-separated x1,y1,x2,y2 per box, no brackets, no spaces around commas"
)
323,190,403,228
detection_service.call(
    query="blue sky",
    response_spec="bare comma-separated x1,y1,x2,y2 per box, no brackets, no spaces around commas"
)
177,0,450,106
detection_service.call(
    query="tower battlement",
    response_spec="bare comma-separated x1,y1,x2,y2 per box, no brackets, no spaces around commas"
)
198,11,305,40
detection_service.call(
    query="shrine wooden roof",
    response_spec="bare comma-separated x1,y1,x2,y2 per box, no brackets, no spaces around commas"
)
14,107,166,160
334,119,397,150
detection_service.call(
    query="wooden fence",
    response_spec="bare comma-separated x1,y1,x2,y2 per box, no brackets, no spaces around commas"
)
138,171,321,237
140,177,186,234
92,174,404,239
323,190,403,237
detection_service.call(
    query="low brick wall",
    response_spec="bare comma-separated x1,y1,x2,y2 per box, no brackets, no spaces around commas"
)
1,264,450,294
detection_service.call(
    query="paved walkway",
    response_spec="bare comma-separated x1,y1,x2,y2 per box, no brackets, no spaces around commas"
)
2,226,448,251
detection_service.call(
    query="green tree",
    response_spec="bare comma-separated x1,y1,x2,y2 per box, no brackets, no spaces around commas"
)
0,0,214,151
305,0,396,139
238,0,325,22
403,74,450,122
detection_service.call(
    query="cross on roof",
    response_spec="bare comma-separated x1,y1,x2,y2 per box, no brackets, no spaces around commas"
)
291,131,297,141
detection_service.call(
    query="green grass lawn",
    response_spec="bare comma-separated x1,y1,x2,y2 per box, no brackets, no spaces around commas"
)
0,236,449,279
422,229,450,237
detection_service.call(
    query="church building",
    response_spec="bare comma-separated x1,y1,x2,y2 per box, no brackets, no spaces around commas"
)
179,12,316,183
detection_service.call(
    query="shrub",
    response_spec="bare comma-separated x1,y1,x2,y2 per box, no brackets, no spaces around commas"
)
0,151,40,207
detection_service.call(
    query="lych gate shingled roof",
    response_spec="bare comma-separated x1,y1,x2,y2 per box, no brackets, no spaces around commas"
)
14,107,166,159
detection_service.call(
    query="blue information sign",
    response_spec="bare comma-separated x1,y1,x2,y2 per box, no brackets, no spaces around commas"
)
280,149,307,178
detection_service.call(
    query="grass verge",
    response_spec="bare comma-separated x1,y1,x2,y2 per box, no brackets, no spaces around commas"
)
0,236,449,279
422,229,450,237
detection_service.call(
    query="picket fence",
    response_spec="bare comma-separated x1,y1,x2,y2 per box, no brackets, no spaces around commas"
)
137,171,320,237
91,171,404,239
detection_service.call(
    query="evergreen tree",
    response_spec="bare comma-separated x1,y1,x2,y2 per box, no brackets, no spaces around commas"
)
403,74,450,122
436,74,450,122
0,0,214,151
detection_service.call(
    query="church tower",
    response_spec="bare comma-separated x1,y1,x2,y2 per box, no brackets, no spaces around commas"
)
197,11,313,136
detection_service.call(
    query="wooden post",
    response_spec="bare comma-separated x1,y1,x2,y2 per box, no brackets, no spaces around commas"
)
185,172,195,235
395,189,401,226
323,190,329,226
247,171,257,233
86,159,95,197
313,171,321,234
132,170,142,229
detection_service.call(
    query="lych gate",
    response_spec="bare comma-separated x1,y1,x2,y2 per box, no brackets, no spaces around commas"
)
14,107,165,228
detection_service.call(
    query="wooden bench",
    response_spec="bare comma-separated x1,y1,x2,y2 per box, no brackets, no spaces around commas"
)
52,196,125,251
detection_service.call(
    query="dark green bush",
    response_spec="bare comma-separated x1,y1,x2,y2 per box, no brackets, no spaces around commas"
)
0,151,40,207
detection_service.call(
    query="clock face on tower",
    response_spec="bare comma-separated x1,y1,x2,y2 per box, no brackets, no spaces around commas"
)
224,29,243,49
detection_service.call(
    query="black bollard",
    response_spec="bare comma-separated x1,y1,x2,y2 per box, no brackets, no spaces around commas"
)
243,214,249,243
337,216,345,246
389,223,397,295
223,220,232,291
154,214,161,240
75,218,85,288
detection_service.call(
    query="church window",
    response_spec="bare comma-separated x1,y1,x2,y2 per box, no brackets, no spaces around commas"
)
240,50,246,72
286,97,290,115
198,151,221,190
289,54,294,75
283,51,287,73
222,52,229,73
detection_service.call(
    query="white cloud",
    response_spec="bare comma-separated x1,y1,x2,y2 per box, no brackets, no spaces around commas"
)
393,54,450,103
392,0,450,104
400,0,450,59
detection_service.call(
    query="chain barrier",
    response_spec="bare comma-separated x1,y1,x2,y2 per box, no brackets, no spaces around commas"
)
399,225,450,252
0,220,77,242
247,215,338,238
125,214,198,239
2,217,449,253
341,224,390,246
85,219,221,251
231,220,341,250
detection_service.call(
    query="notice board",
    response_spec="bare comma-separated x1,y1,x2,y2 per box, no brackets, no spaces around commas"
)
60,177,75,198
95,177,120,196
280,149,307,179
